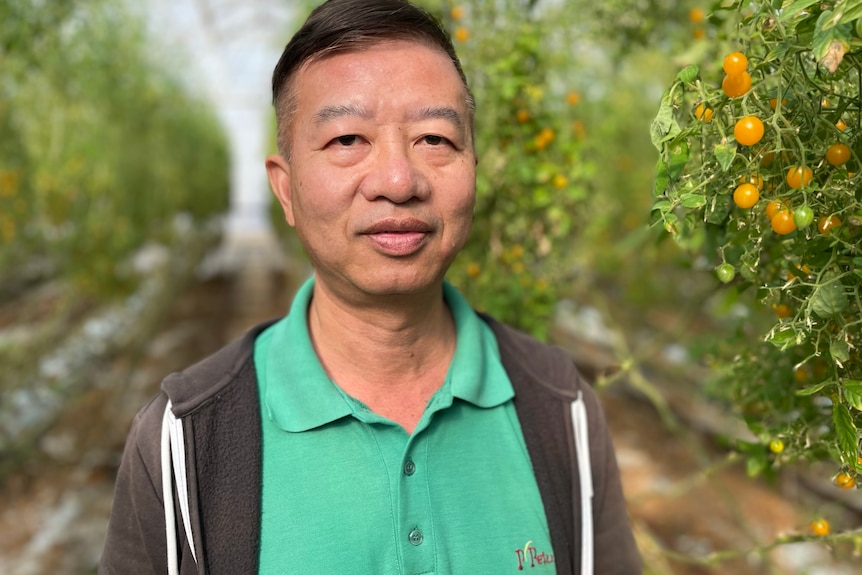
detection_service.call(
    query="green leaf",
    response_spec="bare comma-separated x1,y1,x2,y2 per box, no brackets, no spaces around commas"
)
845,388,862,411
714,143,736,171
832,403,859,464
746,453,767,477
831,338,850,363
667,141,690,180
796,379,834,396
653,157,670,197
650,89,681,151
680,192,707,209
652,199,672,212
836,0,862,23
779,0,821,23
766,324,800,348
813,10,852,64
676,65,699,83
843,379,862,410
810,277,849,317
705,195,731,225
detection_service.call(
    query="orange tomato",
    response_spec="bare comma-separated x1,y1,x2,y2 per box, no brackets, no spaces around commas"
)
834,473,856,489
722,72,752,98
772,303,792,318
739,174,764,190
809,518,830,536
786,166,813,189
723,52,748,75
733,183,760,208
826,143,851,166
734,115,764,146
766,198,790,220
771,210,797,235
695,103,714,122
818,215,841,235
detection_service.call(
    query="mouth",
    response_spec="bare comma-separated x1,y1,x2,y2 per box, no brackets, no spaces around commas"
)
361,218,434,256
362,218,433,234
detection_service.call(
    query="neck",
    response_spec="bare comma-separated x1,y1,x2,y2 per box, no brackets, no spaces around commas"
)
308,279,455,384
306,279,456,433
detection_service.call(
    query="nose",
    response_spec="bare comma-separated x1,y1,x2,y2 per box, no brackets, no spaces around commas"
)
360,138,429,203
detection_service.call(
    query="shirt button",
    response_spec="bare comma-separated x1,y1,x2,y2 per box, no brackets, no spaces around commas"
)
403,458,416,476
408,528,424,546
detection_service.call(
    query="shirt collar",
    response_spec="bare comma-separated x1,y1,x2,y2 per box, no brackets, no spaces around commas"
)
263,277,513,433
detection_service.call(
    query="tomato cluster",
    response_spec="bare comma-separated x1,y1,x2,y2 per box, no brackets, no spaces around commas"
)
651,5,862,491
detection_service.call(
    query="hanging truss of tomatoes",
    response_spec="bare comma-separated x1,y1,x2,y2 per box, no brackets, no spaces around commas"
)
651,1,862,481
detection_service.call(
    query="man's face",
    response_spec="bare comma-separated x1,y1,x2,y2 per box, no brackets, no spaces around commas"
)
267,40,476,302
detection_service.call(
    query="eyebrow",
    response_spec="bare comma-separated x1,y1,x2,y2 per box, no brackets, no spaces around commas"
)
312,104,465,131
409,106,465,131
313,104,371,125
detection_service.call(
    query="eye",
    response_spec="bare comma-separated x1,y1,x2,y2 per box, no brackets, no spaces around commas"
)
422,135,446,146
335,134,358,146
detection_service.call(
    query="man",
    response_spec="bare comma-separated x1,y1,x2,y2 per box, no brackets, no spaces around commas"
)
99,0,641,573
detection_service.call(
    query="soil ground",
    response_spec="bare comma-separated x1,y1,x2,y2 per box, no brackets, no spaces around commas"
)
0,254,858,574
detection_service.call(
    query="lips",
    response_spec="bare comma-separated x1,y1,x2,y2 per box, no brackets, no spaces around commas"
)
362,218,433,234
361,218,434,256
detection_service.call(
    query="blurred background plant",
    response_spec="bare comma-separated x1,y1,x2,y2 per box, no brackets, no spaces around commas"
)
1,0,229,301
0,0,228,474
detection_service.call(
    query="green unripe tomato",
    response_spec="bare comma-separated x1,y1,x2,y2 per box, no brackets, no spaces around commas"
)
715,263,736,283
794,205,815,229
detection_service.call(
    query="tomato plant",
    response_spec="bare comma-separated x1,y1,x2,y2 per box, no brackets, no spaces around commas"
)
651,1,862,482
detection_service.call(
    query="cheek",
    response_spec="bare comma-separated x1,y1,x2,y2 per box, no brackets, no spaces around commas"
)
292,173,348,223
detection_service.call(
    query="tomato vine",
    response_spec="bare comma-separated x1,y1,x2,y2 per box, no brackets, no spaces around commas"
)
652,1,862,481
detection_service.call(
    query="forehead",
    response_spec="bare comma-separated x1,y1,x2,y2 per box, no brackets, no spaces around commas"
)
292,40,468,112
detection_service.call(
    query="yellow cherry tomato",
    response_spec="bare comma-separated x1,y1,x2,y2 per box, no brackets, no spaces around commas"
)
786,166,813,189
771,210,797,235
722,72,752,98
734,115,764,146
733,183,760,208
809,518,830,536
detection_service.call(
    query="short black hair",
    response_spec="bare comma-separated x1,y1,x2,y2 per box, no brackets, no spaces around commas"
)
271,0,474,157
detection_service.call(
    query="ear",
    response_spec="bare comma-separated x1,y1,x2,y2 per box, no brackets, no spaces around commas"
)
265,153,295,227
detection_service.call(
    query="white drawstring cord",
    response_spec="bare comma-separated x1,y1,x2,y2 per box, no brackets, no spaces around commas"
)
161,403,179,575
162,400,197,574
571,391,594,575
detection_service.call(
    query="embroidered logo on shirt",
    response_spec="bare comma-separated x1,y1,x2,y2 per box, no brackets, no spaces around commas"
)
515,540,555,570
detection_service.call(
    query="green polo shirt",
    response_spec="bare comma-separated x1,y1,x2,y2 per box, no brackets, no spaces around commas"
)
254,278,555,574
